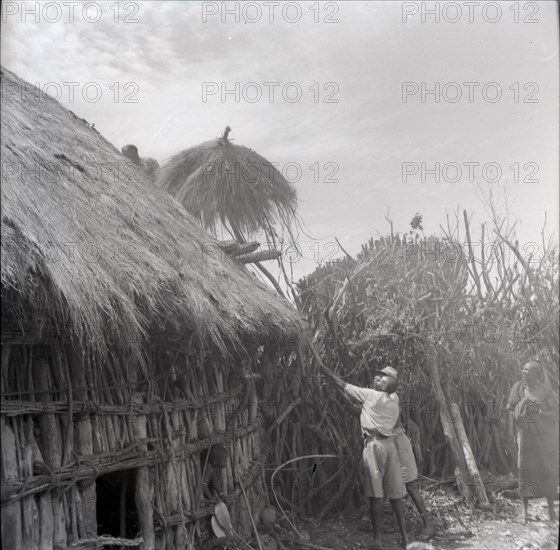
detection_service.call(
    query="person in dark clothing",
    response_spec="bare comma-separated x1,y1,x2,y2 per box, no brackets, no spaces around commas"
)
507,361,559,522
200,444,228,503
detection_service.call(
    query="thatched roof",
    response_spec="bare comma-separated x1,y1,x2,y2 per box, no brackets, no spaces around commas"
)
157,126,298,238
0,67,302,354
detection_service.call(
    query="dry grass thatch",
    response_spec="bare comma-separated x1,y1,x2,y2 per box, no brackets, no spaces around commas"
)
0,67,302,355
157,126,298,238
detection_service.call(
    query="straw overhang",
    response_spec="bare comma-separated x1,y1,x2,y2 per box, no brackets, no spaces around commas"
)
157,128,298,237
0,67,302,354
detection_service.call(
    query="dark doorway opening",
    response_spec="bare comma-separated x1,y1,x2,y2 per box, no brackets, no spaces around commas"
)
96,469,139,541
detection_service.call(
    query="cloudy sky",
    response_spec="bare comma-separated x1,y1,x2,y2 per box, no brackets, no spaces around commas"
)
2,1,558,280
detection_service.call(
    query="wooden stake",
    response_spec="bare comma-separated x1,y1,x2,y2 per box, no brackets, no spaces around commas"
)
238,249,281,264
1,416,23,549
33,353,66,548
22,416,40,549
66,345,97,537
426,348,472,500
133,393,155,550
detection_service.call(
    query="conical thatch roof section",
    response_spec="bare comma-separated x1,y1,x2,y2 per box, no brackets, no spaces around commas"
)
157,127,298,237
0,68,302,354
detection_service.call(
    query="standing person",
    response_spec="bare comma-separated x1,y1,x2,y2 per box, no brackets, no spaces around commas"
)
507,361,559,522
319,362,408,549
393,419,436,540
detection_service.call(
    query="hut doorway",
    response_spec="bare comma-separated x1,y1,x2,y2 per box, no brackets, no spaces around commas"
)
96,469,139,540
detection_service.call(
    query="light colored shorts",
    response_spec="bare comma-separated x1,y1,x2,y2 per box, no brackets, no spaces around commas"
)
394,430,418,484
362,436,405,499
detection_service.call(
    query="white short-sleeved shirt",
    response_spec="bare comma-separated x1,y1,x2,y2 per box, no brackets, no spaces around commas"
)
344,383,399,437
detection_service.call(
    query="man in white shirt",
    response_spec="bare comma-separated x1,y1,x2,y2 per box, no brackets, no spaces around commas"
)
320,363,407,549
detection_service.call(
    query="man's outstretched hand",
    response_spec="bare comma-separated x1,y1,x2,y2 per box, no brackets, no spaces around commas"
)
304,335,346,390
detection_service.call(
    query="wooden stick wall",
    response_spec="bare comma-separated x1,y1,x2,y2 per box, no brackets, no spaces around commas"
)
1,339,275,550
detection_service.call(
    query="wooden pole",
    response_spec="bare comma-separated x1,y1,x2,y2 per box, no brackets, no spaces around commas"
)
22,416,40,549
33,353,67,548
451,409,490,507
132,392,155,550
229,222,288,300
32,436,54,550
66,345,97,537
238,249,281,264
217,240,260,255
1,416,23,549
426,348,472,500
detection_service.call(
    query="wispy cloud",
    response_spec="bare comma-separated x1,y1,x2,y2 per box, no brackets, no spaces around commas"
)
1,0,558,274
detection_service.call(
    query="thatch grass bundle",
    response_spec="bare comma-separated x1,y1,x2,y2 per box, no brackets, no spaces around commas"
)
157,127,298,239
0,68,302,356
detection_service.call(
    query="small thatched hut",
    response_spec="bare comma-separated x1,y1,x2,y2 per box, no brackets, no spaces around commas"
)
1,67,303,549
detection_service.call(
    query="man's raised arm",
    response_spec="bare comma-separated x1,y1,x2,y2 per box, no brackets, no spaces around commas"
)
306,336,346,391
319,360,346,391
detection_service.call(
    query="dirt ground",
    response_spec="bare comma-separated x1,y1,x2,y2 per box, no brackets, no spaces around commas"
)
298,491,559,550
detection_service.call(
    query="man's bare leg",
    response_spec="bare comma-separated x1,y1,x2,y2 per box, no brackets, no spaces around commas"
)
369,497,384,549
523,497,530,523
389,498,408,549
405,481,436,540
